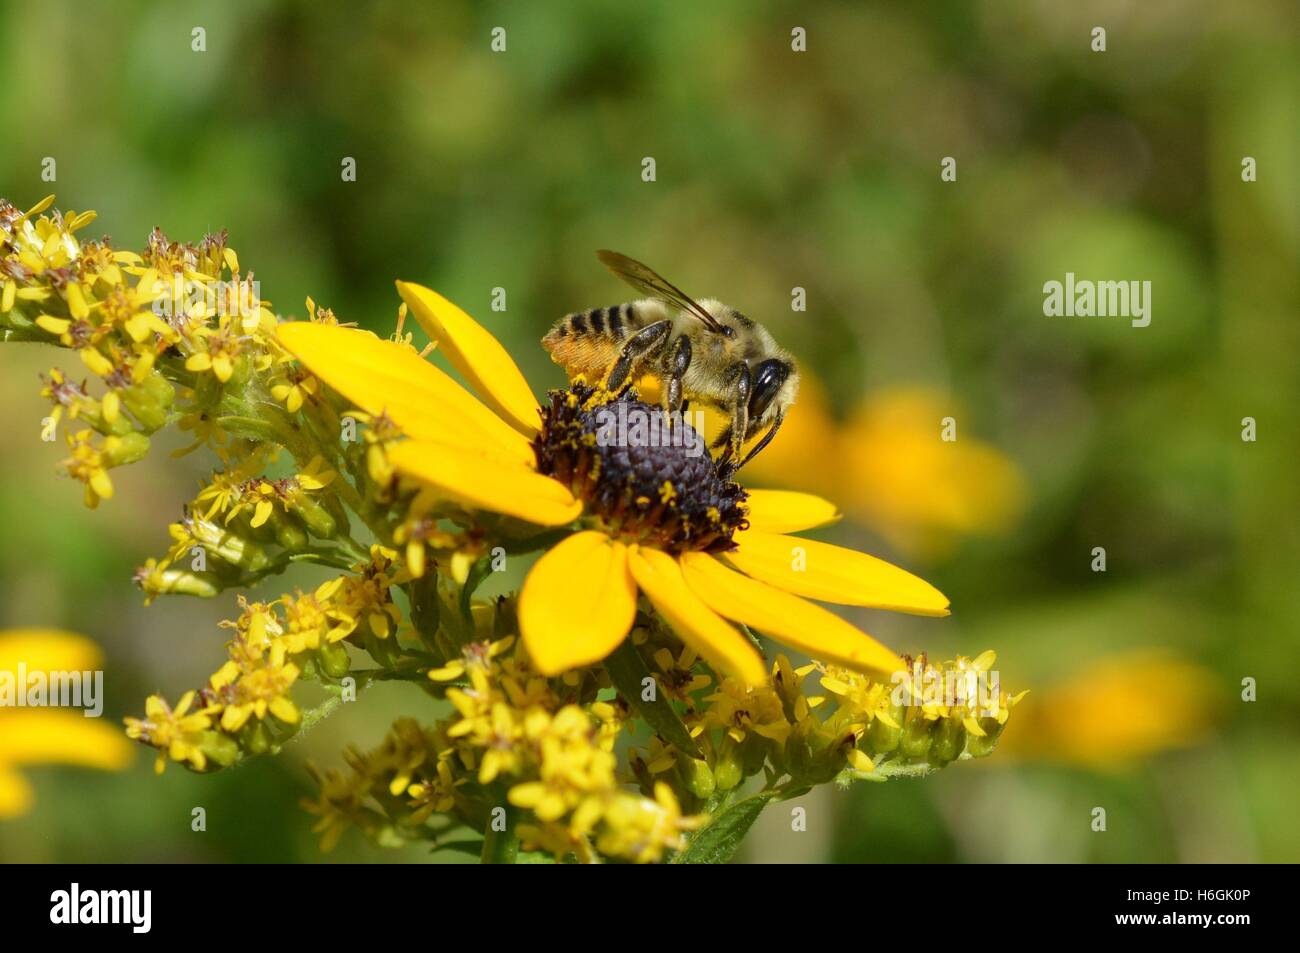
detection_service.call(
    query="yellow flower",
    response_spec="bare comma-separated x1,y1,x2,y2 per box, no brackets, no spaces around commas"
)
839,389,1026,556
996,649,1219,770
746,383,1027,559
302,762,371,852
192,450,272,520
39,369,99,430
59,429,114,507
703,676,791,744
446,691,526,784
184,314,242,383
648,643,712,702
124,691,212,774
595,782,702,863
269,365,318,413
0,628,132,817
222,456,336,532
208,641,301,732
407,758,464,822
427,635,515,682
507,705,617,823
277,283,951,688
333,545,407,639
279,579,356,652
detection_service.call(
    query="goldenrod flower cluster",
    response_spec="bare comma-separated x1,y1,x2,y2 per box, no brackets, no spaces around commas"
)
2,196,1020,863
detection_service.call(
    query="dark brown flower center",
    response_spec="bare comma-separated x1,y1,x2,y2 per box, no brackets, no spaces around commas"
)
533,385,748,554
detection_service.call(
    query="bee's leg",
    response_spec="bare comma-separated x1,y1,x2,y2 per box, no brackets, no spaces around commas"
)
662,335,692,420
711,362,751,474
736,412,784,470
606,319,672,393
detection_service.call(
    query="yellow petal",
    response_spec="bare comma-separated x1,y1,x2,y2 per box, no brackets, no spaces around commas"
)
406,542,426,578
89,470,114,501
24,194,56,217
251,498,274,528
723,530,950,616
0,628,103,673
66,282,89,319
387,439,581,526
276,322,534,465
396,281,540,437
519,532,636,674
628,547,766,687
270,696,300,724
102,390,121,425
35,315,70,335
846,748,875,772
743,489,841,534
80,347,114,377
0,710,133,770
679,553,904,675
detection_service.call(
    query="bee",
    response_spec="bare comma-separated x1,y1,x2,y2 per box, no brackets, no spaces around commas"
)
543,250,798,475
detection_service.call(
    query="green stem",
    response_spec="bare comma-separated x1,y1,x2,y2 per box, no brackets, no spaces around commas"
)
480,802,519,864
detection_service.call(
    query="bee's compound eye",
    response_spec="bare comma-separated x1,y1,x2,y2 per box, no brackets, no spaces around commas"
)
721,325,736,338
748,358,790,417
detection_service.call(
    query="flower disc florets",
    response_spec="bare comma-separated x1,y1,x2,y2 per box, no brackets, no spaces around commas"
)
533,385,748,554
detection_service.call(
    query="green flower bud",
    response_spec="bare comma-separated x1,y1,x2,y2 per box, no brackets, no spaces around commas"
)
181,513,271,572
200,730,240,768
267,509,309,551
138,368,176,409
318,641,351,679
227,353,253,389
104,431,150,467
363,627,400,669
135,561,221,600
677,754,715,800
867,707,903,755
962,717,1007,759
900,707,935,760
289,494,337,539
713,739,744,791
931,717,967,765
244,720,272,756
122,382,170,432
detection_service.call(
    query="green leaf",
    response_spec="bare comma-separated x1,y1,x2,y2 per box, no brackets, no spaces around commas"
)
516,850,558,864
432,839,484,857
604,639,702,758
672,791,774,864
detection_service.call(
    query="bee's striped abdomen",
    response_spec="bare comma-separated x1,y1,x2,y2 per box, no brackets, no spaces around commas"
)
558,303,635,341
543,303,643,380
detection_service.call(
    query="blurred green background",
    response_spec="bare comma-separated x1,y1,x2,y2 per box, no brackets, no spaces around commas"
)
1,0,1297,862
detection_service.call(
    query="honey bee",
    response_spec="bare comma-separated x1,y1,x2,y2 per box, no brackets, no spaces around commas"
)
543,250,798,475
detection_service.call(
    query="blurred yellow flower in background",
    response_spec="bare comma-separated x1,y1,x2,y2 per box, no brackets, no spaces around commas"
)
0,628,132,817
744,381,1027,559
996,649,1221,771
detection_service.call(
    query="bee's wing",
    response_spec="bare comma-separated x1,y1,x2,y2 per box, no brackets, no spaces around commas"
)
596,250,724,333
